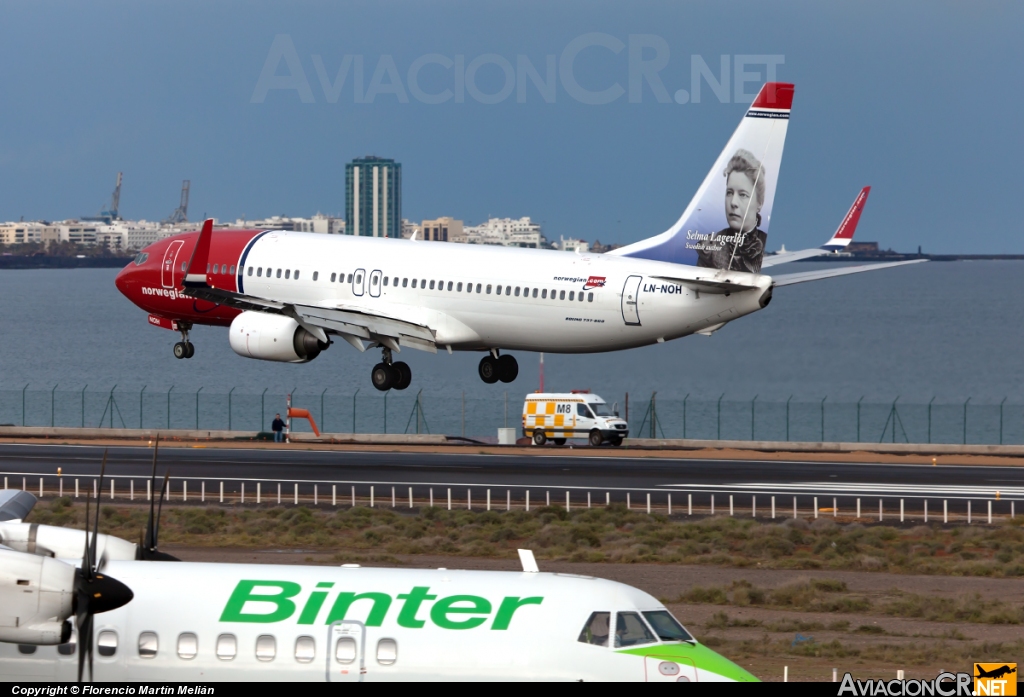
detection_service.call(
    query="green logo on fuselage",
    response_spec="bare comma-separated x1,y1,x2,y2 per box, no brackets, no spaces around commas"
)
219,580,543,631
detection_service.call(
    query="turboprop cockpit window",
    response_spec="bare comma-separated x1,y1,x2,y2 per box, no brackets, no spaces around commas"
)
642,611,694,643
577,611,610,647
614,612,656,648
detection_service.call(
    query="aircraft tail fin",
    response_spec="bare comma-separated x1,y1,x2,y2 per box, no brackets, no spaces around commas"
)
823,186,870,251
609,82,794,274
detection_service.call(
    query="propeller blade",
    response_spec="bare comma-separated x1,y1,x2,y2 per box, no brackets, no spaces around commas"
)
90,450,107,572
82,488,93,578
144,436,159,552
155,471,169,549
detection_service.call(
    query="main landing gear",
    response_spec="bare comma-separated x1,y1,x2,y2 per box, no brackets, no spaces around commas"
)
371,347,412,392
479,350,518,384
172,322,195,360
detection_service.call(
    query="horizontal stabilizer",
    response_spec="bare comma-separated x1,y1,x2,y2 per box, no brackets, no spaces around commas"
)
771,259,926,287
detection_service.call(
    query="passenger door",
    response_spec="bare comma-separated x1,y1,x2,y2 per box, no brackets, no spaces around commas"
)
352,268,366,297
327,620,365,682
368,269,382,298
621,275,642,325
161,240,184,289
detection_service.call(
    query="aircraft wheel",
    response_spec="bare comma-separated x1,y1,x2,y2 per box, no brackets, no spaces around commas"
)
173,342,187,359
498,354,519,383
553,438,567,446
532,430,547,446
185,342,195,359
478,355,500,384
371,363,395,391
392,361,412,390
589,430,604,447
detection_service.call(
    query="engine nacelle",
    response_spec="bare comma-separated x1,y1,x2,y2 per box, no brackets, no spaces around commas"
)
228,311,326,363
0,548,75,645
0,522,138,564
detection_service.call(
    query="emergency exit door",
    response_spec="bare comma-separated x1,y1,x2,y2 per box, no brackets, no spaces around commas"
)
621,275,642,325
327,620,365,682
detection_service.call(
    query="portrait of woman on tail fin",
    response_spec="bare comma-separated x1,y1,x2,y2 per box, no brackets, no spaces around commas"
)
696,148,768,274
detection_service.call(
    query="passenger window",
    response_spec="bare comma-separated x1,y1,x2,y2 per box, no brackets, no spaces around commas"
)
614,612,656,647
347,274,353,283
97,630,118,657
429,280,435,290
335,637,356,664
177,633,198,660
569,291,575,301
17,644,37,655
588,292,594,302
383,277,389,286
206,263,211,273
372,275,378,286
533,288,539,298
515,287,521,297
294,636,316,663
420,278,426,288
285,269,291,279
57,637,76,656
506,285,512,295
496,285,502,295
412,279,417,288
486,284,492,294
216,634,237,661
457,282,463,291
577,404,592,418
447,281,453,291
559,290,565,300
229,265,236,275
255,634,276,662
138,631,158,658
295,270,300,280
578,612,610,647
579,292,584,302
248,267,254,276
356,273,362,284
403,278,408,287
276,269,282,279
642,611,694,642
542,289,547,299
257,268,263,277
331,272,336,282
475,283,482,293
438,280,443,289
313,271,319,281
181,262,187,272
376,638,397,665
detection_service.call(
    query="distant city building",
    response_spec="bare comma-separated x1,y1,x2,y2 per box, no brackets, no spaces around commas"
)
557,235,590,253
463,217,545,248
345,156,401,238
222,215,345,235
0,222,60,245
421,217,464,243
401,219,420,240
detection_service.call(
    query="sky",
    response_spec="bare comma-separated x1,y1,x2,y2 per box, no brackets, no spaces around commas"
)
0,1,1021,253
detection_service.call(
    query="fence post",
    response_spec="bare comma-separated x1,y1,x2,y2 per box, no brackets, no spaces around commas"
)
682,393,689,439
717,393,724,440
1000,397,1007,445
820,397,827,442
752,495,756,518
668,494,671,515
710,495,714,515
195,387,203,430
988,500,992,525
879,499,883,522
52,384,58,427
228,387,235,431
857,396,864,442
219,481,223,503
261,388,268,432
22,384,28,427
82,385,87,428
963,397,971,445
943,499,948,524
792,496,796,519
856,498,860,519
166,385,173,429
968,500,971,524
786,395,793,441
900,499,904,522
410,487,414,508
729,495,734,516
751,395,757,440
771,496,775,519
814,496,818,519
924,500,927,522
646,493,650,514
688,494,692,516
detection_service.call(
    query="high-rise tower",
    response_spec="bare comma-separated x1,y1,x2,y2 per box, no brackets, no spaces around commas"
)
345,156,401,238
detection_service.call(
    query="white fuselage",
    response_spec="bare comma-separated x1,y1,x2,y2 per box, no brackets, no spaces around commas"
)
232,232,773,353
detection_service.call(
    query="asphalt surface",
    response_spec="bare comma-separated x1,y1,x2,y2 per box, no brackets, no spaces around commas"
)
1,444,1022,509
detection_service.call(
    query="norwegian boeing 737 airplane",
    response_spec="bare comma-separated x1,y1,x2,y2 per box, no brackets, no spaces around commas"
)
115,82,921,394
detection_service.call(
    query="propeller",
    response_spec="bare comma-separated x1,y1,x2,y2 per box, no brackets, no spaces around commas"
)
136,435,179,562
75,450,134,682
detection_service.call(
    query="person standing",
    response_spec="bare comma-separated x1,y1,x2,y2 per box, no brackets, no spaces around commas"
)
271,413,285,443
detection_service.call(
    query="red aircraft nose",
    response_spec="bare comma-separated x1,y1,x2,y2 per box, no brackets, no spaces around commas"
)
115,261,134,297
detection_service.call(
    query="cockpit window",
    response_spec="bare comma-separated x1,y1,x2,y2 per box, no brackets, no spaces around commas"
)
134,253,148,266
643,611,694,643
614,612,656,648
577,611,610,647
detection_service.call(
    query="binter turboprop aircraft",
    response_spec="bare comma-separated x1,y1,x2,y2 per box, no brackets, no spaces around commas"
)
0,461,758,682
115,82,922,395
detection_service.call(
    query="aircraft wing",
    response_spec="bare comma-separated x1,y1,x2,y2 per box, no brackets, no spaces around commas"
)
761,186,871,268
771,259,927,287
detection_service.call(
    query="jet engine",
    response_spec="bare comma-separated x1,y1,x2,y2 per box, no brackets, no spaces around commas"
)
0,522,138,563
0,548,75,644
228,311,327,363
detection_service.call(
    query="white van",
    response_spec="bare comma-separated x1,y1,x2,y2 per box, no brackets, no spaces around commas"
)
522,391,629,446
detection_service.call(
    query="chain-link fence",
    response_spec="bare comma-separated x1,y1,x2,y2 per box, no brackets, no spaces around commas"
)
1,387,1021,444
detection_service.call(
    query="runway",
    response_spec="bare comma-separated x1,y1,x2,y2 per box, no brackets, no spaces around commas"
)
1,443,1022,507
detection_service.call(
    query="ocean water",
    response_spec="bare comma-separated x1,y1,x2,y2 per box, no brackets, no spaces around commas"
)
2,261,1022,439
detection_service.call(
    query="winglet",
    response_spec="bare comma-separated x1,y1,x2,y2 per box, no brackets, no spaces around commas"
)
182,219,214,288
517,549,539,573
822,186,870,251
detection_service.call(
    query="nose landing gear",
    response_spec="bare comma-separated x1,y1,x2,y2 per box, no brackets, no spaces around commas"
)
479,351,518,384
172,322,195,359
371,346,412,391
